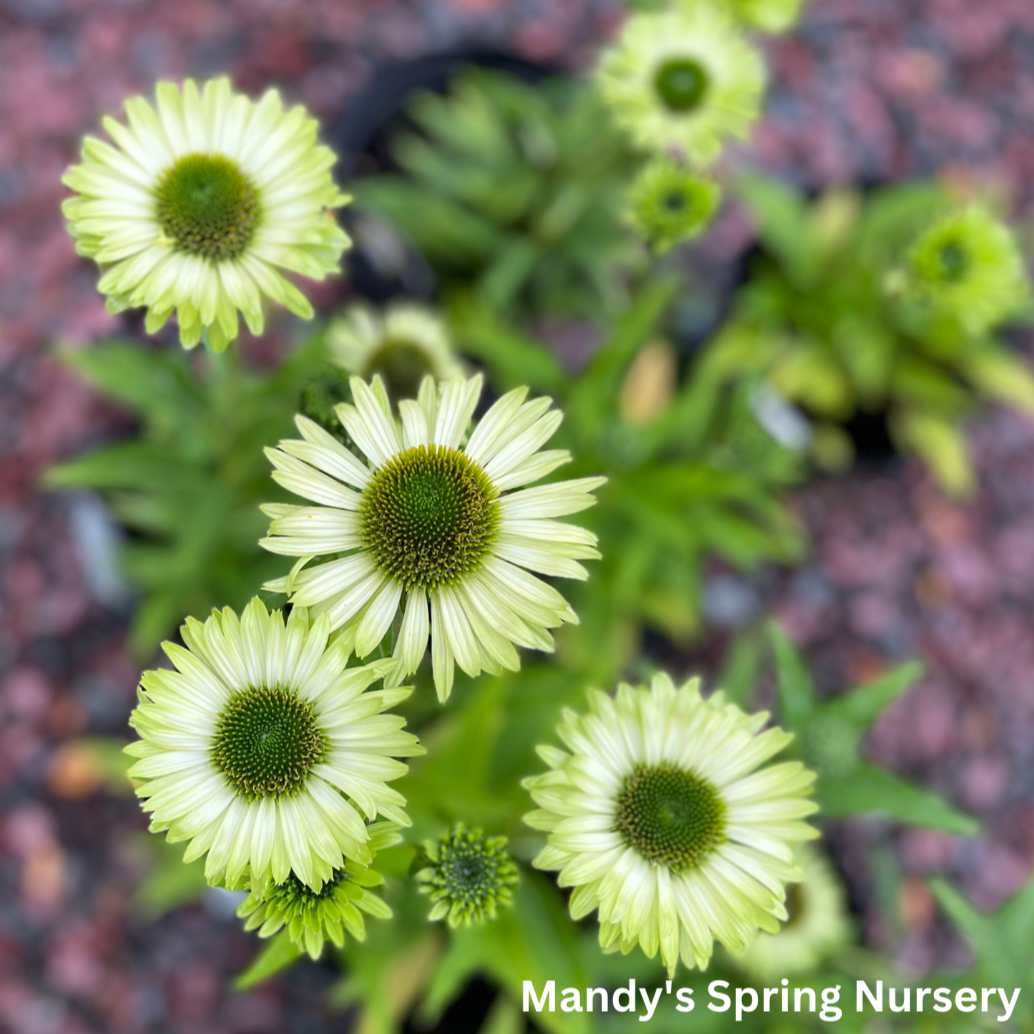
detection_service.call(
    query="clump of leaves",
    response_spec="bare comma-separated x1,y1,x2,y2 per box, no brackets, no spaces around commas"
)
452,281,806,676
353,67,642,322
708,175,1034,495
45,336,340,655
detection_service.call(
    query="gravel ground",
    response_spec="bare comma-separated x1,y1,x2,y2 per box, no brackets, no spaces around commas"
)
3,0,1034,1031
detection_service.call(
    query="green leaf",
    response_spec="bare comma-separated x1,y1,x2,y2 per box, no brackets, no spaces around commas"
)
353,177,502,265
735,173,818,286
931,875,1034,994
962,343,1034,415
822,660,924,730
767,622,817,727
234,931,303,991
820,764,979,835
55,341,204,425
891,410,975,497
448,295,565,394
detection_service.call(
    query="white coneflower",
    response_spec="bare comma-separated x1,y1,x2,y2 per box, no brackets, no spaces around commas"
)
327,303,465,400
597,3,765,166
524,673,819,976
261,374,604,701
126,598,422,891
63,77,350,351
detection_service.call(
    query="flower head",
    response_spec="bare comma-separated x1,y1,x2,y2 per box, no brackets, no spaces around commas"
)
735,845,852,981
260,375,604,701
328,304,465,401
125,597,422,891
523,673,818,976
415,823,519,927
63,78,350,351
628,160,721,252
237,822,400,959
902,205,1030,335
597,4,765,166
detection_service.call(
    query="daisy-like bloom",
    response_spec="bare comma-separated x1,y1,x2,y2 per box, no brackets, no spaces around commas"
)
125,597,423,891
415,823,519,927
597,3,765,166
628,159,721,253
260,374,605,702
328,303,465,401
62,77,350,351
735,845,852,981
237,821,400,959
523,673,819,977
902,205,1030,335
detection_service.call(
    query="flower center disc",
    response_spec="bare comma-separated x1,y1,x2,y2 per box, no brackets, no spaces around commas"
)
155,153,260,261
654,58,710,113
937,241,968,282
366,339,435,400
439,843,497,905
212,686,325,800
360,444,498,591
615,763,727,873
662,190,689,212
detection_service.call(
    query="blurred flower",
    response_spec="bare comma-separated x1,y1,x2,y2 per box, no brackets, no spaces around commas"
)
524,673,818,977
597,3,765,166
728,0,809,33
415,823,519,927
261,375,605,701
126,597,422,891
902,205,1030,335
734,845,852,981
328,304,465,401
237,822,400,959
627,159,721,252
62,78,350,351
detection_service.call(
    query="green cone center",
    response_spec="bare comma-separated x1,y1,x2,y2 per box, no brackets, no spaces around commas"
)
155,153,260,261
365,339,436,400
937,240,969,282
662,189,689,212
437,839,506,905
212,686,325,800
272,868,346,906
360,444,498,591
615,763,726,873
654,58,710,113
